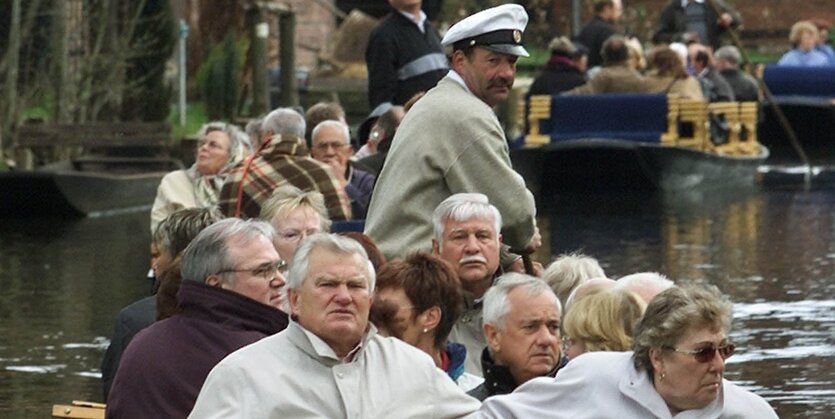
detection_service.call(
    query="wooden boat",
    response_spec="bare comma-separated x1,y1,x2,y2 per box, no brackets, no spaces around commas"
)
511,94,768,200
757,65,835,163
0,158,179,217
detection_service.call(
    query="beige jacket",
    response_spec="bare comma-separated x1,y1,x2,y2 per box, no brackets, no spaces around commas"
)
189,321,480,419
150,170,196,234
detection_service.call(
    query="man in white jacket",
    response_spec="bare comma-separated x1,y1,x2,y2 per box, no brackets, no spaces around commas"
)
189,233,479,419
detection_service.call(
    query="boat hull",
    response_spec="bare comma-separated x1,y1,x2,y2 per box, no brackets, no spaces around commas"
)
0,169,165,217
510,139,768,200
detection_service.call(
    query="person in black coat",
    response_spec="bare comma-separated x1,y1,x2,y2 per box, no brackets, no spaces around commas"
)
714,46,760,102
528,37,588,96
575,0,622,69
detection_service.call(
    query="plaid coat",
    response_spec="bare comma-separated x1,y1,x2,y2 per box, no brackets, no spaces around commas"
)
218,135,351,220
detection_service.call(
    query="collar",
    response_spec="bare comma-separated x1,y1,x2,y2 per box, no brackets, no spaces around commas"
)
294,320,375,363
397,9,427,33
446,70,473,95
682,0,705,7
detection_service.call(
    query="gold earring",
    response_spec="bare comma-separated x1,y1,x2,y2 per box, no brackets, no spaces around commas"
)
423,328,428,333
660,372,666,381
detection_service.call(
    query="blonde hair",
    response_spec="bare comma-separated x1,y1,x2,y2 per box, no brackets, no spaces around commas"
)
259,185,332,232
563,287,646,352
789,21,819,44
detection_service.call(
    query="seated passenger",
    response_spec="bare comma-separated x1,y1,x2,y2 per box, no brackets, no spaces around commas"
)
259,185,332,265
106,219,289,419
374,252,483,391
616,271,675,304
645,45,705,99
778,21,832,67
311,120,375,218
567,35,650,94
528,36,588,96
467,273,565,401
190,234,480,418
477,285,778,418
688,42,735,101
541,252,605,308
809,18,835,65
561,287,646,360
714,46,761,101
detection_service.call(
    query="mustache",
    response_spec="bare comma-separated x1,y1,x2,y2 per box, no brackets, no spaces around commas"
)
489,78,513,89
459,255,487,264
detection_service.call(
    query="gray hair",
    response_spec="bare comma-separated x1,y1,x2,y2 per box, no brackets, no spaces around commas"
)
311,120,350,146
432,193,502,243
181,218,276,284
287,233,375,292
262,107,306,139
631,284,732,374
197,121,247,167
483,273,561,331
542,252,606,308
153,207,224,259
715,46,742,67
616,272,675,304
259,185,332,232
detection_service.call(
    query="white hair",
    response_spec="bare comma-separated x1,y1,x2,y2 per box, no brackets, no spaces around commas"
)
483,273,561,331
616,272,674,304
262,107,306,139
287,233,375,292
542,252,606,307
311,120,350,145
432,193,502,243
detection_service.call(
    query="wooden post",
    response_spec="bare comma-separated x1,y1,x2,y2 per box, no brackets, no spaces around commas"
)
248,6,269,115
5,0,22,166
278,10,298,108
52,0,70,124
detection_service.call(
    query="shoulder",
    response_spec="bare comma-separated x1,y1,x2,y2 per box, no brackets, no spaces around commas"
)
722,380,779,418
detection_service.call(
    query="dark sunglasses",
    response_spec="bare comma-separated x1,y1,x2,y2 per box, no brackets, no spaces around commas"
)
665,343,735,363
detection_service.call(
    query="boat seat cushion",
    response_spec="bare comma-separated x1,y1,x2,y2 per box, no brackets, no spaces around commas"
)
763,65,835,101
544,94,668,143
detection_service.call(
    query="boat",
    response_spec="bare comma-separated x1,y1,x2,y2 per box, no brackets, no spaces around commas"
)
510,94,768,200
757,65,835,164
0,158,180,217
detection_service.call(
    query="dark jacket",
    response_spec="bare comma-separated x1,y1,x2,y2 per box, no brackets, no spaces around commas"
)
652,0,741,50
699,66,735,102
100,295,156,401
365,12,448,111
528,55,587,96
467,347,568,401
346,164,376,219
719,68,760,102
105,281,288,419
575,16,618,68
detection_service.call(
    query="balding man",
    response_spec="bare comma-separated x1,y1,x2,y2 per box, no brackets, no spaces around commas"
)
218,107,351,220
190,234,479,418
616,271,675,304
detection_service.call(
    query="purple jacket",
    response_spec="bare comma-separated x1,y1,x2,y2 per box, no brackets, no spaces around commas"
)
105,281,288,419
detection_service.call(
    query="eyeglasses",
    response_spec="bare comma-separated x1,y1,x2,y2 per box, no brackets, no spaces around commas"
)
277,229,321,243
313,141,350,151
665,344,735,363
217,260,288,281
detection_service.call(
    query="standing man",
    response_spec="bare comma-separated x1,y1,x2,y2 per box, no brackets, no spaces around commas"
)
365,4,539,261
189,234,479,418
653,0,741,51
365,0,448,116
575,0,622,69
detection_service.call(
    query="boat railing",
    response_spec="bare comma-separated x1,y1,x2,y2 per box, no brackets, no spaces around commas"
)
520,94,762,157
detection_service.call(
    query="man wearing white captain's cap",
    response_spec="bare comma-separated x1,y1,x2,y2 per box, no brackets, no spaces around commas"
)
365,4,541,267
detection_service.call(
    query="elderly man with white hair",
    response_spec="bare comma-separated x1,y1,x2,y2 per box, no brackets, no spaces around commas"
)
218,107,351,220
311,120,376,219
189,233,479,418
432,192,513,376
468,273,566,401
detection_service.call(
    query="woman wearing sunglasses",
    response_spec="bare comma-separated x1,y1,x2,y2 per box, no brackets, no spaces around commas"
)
477,284,777,418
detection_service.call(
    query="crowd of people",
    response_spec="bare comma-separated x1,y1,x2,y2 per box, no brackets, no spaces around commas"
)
98,1,792,417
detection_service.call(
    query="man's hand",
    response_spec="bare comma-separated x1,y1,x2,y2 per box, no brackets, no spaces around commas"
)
718,13,733,28
525,226,542,254
327,158,349,189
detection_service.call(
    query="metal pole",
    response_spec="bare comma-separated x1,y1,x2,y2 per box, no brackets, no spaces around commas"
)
178,20,188,127
249,6,269,115
278,10,298,108
571,0,582,37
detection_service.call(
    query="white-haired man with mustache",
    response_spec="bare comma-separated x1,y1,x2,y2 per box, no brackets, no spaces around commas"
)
365,4,540,262
432,193,504,375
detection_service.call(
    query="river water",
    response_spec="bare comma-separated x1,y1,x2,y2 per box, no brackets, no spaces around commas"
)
1,173,834,417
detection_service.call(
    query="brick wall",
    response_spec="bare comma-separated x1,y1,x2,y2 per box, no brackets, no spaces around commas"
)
272,0,337,70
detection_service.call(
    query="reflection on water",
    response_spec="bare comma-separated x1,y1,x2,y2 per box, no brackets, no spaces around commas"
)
1,180,834,417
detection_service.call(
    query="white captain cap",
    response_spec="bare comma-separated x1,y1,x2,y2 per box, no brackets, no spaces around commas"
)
441,3,529,57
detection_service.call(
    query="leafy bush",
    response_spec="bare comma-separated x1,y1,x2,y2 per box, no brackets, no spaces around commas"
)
197,33,247,121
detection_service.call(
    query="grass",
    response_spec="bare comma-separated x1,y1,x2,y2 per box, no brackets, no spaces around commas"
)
168,101,209,143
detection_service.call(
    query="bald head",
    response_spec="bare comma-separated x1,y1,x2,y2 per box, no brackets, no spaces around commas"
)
564,277,616,312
